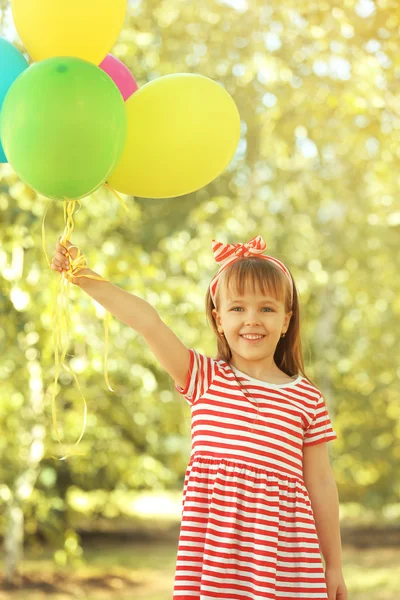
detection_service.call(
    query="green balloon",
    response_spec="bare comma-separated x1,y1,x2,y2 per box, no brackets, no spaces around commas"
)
0,57,127,200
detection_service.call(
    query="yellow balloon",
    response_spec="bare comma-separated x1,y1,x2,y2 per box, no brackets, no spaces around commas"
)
11,0,127,64
108,74,241,198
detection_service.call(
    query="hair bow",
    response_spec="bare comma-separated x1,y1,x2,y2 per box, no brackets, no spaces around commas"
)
210,235,293,306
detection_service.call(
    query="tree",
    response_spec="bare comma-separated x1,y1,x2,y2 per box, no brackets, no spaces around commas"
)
1,0,399,583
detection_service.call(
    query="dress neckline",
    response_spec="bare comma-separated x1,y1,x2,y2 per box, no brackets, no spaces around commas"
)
230,365,302,389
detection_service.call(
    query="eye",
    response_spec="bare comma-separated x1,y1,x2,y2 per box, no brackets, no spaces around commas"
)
231,307,273,312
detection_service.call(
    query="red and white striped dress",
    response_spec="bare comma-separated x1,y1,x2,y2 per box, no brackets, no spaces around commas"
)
173,349,337,600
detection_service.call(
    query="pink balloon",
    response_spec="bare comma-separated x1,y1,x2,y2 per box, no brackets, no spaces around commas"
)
99,54,138,101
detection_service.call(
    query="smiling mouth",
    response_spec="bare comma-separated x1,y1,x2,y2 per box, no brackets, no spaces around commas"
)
240,335,266,342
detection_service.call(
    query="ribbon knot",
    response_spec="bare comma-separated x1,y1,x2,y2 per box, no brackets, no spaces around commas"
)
233,238,266,258
213,235,267,267
234,245,247,257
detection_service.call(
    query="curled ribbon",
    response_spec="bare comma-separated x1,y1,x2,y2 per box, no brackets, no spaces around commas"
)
41,183,129,460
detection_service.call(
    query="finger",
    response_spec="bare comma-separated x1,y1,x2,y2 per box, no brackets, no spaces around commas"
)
57,237,78,260
51,264,65,272
54,259,69,270
52,251,69,266
52,261,67,271
56,240,67,257
53,250,70,266
55,250,69,264
57,236,73,252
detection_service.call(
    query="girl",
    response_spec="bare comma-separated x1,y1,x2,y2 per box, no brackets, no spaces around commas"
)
51,234,347,600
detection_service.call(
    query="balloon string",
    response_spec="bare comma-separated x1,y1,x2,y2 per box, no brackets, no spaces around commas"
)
41,197,117,461
103,182,129,212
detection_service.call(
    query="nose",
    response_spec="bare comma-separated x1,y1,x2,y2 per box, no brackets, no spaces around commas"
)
244,311,262,326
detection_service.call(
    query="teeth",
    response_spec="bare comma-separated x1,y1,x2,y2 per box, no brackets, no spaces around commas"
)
242,335,264,340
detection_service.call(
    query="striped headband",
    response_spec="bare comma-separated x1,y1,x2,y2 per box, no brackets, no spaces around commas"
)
209,235,293,306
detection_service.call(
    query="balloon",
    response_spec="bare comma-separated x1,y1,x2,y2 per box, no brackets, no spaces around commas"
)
1,57,127,200
108,74,241,198
0,38,29,163
99,54,138,101
11,0,127,64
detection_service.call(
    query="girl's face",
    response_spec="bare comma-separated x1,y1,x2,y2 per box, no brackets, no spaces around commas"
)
212,283,292,362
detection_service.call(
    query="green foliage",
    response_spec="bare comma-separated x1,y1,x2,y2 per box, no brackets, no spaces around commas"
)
0,0,399,555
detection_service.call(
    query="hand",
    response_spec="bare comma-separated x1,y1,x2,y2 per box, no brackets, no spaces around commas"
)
50,236,93,286
325,566,348,600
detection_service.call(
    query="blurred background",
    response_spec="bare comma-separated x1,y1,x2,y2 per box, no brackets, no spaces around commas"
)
1,0,399,598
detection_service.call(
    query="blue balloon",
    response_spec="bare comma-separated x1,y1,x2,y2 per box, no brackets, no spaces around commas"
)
0,38,29,163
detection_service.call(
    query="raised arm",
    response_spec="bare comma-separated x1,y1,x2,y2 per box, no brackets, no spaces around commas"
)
51,238,191,389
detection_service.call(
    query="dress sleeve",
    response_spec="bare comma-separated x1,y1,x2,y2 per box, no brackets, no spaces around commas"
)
303,394,337,446
174,348,216,406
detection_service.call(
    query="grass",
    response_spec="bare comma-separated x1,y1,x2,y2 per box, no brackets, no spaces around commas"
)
1,539,399,599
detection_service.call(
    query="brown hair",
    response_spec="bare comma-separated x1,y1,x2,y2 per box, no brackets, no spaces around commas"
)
205,256,318,390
